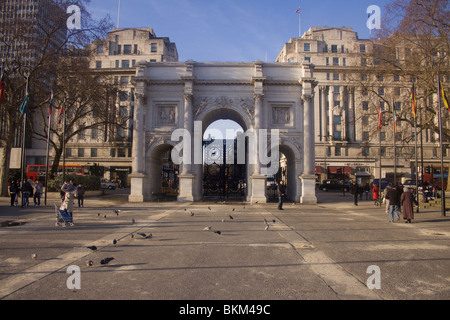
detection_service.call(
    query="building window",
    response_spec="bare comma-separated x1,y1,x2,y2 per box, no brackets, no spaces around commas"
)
394,102,402,111
333,131,342,140
326,73,330,80
118,148,126,157
151,43,157,52
97,45,103,54
343,58,346,66
380,147,386,157
333,73,339,81
115,60,119,68
326,57,329,66
123,44,132,54
363,147,370,157
78,148,84,158
333,86,340,94
304,43,311,52
120,76,128,84
380,132,386,141
119,91,128,101
331,45,338,53
91,128,98,140
90,148,97,157
333,57,339,66
333,115,341,125
95,61,102,68
394,74,400,82
122,60,130,68
110,148,116,157
360,44,366,53
362,102,369,111
361,58,367,66
134,44,138,54
304,57,311,62
335,146,341,156
363,131,370,141
378,87,385,96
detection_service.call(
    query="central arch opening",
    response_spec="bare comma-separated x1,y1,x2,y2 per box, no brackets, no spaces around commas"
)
203,119,247,200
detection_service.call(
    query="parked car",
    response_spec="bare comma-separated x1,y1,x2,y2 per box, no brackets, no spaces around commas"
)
318,179,350,192
100,179,116,190
403,180,423,190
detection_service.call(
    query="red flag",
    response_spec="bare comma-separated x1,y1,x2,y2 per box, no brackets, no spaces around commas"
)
378,102,383,131
411,84,417,119
58,102,64,124
296,8,300,14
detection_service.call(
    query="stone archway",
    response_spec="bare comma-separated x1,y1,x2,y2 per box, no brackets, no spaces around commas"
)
128,61,317,204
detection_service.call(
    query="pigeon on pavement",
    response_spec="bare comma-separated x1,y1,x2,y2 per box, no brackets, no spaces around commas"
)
87,246,97,251
100,257,114,265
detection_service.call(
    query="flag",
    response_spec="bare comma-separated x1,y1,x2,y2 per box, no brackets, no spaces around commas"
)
393,99,398,134
58,102,64,124
411,84,417,119
296,8,300,14
0,69,5,105
19,76,30,115
439,79,449,112
378,102,383,131
48,90,54,116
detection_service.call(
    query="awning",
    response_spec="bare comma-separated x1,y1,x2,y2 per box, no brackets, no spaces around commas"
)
315,166,323,174
328,166,352,174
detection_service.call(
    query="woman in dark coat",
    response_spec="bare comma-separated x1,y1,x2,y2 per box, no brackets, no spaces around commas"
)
401,187,418,223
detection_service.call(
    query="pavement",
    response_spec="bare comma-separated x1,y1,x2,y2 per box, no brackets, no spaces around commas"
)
0,189,449,305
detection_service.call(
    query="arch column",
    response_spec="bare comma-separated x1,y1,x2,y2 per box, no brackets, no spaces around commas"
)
321,86,328,140
300,63,317,204
178,93,195,202
129,81,146,203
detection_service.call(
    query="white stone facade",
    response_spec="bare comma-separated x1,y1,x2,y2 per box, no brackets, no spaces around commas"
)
128,61,317,204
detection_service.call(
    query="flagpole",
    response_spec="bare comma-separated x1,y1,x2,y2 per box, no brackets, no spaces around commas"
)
298,8,301,37
62,101,66,183
393,98,397,185
117,0,121,29
20,112,26,208
44,91,52,206
438,72,446,217
378,102,382,203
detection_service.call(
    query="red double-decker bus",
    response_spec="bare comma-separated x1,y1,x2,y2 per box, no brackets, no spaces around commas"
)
423,165,448,190
26,165,85,181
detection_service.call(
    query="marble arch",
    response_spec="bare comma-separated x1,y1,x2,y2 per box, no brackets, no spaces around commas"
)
128,60,317,204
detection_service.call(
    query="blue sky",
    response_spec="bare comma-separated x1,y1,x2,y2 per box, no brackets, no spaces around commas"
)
88,0,392,62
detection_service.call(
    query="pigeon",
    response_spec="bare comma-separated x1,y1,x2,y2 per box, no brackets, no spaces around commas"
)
203,226,212,231
137,233,152,239
131,218,136,224
112,239,117,246
97,213,100,217
214,231,222,235
86,260,93,267
87,246,97,251
131,233,134,238
265,225,270,231
31,253,37,260
232,208,235,212
184,208,187,211
272,219,276,224
114,209,120,215
104,214,107,219
100,257,114,265
229,215,234,220
190,211,195,216
208,207,211,211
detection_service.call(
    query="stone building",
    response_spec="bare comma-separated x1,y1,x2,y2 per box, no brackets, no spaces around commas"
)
276,27,449,186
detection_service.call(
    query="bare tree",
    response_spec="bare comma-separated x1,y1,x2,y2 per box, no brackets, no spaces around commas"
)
0,0,112,196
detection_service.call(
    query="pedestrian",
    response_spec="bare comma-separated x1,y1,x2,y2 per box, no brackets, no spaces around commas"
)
401,187,418,223
351,182,359,206
60,181,76,217
33,179,43,206
76,183,86,208
387,185,401,223
384,183,393,214
364,183,370,200
9,180,18,206
372,184,379,206
22,178,33,207
277,180,286,210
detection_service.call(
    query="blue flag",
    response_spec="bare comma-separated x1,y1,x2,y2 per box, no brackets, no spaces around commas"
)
19,77,30,115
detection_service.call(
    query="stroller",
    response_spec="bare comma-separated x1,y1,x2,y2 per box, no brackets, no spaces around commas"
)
55,203,74,227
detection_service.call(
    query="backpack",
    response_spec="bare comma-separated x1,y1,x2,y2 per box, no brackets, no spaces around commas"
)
10,184,17,193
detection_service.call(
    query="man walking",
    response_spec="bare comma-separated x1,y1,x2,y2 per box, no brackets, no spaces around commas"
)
277,180,286,210
387,185,401,222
